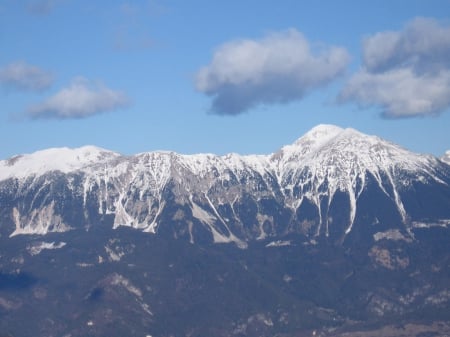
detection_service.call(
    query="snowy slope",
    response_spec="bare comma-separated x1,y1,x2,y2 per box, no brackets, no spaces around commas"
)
274,125,441,175
0,146,121,181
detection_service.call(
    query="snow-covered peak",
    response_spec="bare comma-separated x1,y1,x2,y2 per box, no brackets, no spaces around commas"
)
305,127,434,170
273,124,439,179
292,124,344,150
442,151,450,165
0,145,121,180
295,124,344,145
273,124,345,162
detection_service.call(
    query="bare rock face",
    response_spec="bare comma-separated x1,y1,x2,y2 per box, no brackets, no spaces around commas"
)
368,246,410,270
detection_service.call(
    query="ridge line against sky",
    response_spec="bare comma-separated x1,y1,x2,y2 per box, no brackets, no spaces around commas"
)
1,1,450,159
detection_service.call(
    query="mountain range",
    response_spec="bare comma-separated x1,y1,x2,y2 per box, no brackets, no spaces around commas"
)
0,124,450,336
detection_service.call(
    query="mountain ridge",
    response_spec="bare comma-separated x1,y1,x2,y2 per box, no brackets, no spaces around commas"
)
0,124,445,179
1,124,449,245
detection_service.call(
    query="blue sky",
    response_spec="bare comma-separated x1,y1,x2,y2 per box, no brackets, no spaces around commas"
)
1,0,450,160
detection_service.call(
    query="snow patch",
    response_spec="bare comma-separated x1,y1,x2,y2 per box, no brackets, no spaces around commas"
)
109,273,142,297
191,198,217,226
266,240,291,247
10,204,72,237
190,198,231,244
373,229,412,242
190,196,247,248
27,241,66,255
256,213,273,240
412,219,450,228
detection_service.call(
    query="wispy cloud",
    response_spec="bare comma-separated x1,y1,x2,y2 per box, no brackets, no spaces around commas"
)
25,78,130,120
113,0,168,51
0,61,53,92
339,17,450,118
195,29,350,115
26,0,62,15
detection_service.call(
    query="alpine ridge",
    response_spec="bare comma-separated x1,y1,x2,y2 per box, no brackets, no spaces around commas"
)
1,124,449,246
1,125,450,337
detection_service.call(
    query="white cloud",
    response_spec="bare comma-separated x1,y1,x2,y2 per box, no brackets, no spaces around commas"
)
363,18,450,73
340,68,450,118
26,78,130,119
195,29,350,115
0,61,53,91
340,18,450,118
